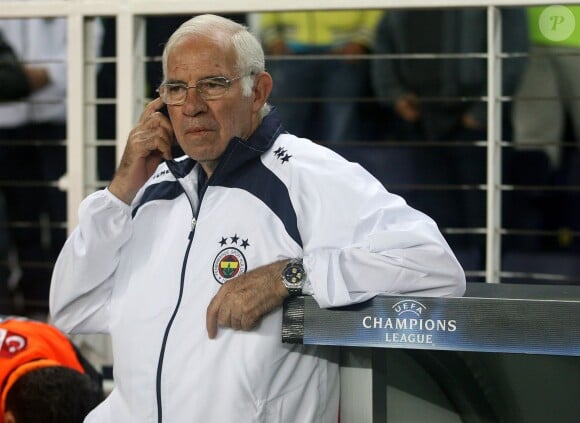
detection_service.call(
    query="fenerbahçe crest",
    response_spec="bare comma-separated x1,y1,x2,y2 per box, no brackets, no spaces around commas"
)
212,234,249,284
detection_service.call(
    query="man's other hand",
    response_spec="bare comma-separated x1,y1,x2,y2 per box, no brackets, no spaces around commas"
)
206,259,290,339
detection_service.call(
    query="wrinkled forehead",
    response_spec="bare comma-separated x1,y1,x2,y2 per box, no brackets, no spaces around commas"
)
167,33,237,75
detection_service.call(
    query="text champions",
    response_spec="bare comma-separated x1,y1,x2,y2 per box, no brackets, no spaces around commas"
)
362,315,457,345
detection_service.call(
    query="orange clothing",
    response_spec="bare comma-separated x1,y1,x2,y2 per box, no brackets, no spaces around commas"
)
0,317,84,420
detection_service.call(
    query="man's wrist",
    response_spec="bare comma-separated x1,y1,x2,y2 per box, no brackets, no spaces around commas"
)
108,178,137,206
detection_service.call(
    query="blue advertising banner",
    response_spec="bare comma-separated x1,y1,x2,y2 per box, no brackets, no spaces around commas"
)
282,283,580,356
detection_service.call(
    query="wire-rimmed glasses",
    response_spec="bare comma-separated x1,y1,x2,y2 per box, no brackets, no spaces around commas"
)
157,75,244,105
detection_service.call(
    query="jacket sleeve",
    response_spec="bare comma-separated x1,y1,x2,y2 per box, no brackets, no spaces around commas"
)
49,189,133,333
292,149,466,308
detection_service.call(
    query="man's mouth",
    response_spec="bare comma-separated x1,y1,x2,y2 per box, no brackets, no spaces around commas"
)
186,127,211,134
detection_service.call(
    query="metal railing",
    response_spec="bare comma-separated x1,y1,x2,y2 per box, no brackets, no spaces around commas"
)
0,1,578,316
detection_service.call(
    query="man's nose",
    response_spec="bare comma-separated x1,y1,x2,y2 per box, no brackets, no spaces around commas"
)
182,87,206,114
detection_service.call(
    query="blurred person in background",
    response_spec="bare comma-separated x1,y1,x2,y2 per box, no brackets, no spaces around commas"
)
513,5,580,171
371,8,528,249
0,30,29,315
0,13,103,317
258,10,382,143
372,8,528,143
513,6,580,242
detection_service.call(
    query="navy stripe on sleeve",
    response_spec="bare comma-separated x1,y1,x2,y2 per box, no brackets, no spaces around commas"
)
214,160,302,248
132,181,184,218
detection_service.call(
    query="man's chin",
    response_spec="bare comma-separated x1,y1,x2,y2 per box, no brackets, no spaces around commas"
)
184,148,222,166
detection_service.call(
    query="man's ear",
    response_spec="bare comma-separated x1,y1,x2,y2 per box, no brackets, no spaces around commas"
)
5,410,16,423
251,71,273,113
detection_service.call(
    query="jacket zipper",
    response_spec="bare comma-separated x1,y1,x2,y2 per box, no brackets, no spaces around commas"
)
155,167,199,423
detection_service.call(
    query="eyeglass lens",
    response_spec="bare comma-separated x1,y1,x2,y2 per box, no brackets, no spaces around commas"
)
160,77,232,104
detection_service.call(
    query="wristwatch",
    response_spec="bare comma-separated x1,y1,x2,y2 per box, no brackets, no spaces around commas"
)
281,259,306,297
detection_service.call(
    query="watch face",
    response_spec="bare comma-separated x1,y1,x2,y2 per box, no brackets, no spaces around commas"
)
284,262,305,287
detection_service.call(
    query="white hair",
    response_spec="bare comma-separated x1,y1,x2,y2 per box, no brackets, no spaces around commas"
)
161,14,272,119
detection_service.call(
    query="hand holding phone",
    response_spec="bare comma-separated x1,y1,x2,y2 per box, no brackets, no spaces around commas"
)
156,103,182,156
158,104,170,119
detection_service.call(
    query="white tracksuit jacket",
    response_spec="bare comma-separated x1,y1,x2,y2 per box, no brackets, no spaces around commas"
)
50,112,465,422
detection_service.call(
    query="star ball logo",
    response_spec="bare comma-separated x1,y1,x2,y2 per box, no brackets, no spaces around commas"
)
361,299,457,345
539,5,576,42
212,234,249,284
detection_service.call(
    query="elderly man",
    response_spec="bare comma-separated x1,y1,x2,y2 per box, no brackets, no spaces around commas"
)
50,14,465,423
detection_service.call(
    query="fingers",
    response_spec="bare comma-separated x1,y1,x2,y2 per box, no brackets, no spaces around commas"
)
130,102,174,161
206,284,263,339
147,122,174,160
110,100,174,203
139,97,166,122
206,294,220,339
206,261,288,339
128,126,172,161
206,287,245,339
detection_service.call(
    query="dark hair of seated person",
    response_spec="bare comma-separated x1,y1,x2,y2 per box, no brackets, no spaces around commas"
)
4,366,104,423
